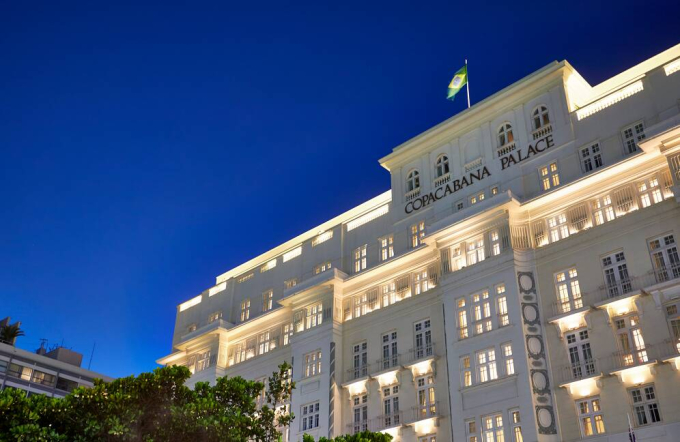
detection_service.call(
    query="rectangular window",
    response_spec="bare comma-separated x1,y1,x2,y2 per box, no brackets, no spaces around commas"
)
283,323,293,345
649,234,680,282
262,290,273,312
622,122,646,154
665,302,680,343
380,235,395,261
471,191,485,205
477,348,498,383
411,221,426,248
352,342,368,379
312,230,333,247
305,303,323,329
577,397,606,436
383,385,400,428
304,350,321,378
237,272,254,283
467,236,485,265
490,230,502,256
601,251,631,297
547,213,569,242
301,402,320,431
502,343,514,376
208,311,222,323
510,410,523,442
354,244,368,273
497,284,509,327
456,200,465,211
466,419,478,442
457,298,469,339
284,278,298,289
555,268,582,314
195,350,211,372
415,375,436,419
630,385,661,426
314,261,332,275
352,394,368,433
565,328,595,380
614,315,648,366
381,331,399,370
258,330,276,354
461,355,472,387
414,319,433,359
638,177,664,208
282,246,301,263
482,414,504,442
413,269,431,295
580,142,603,172
540,162,560,190
491,186,499,196
472,290,492,336
260,258,277,273
240,299,250,322
592,194,616,225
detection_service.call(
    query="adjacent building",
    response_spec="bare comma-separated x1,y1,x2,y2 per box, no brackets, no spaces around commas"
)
0,317,114,397
158,43,680,441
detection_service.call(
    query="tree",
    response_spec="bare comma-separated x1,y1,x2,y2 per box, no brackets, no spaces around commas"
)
0,363,294,442
303,431,393,442
0,323,24,345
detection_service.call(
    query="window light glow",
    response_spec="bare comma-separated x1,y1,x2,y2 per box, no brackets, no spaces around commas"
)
576,80,644,120
346,205,389,232
312,230,333,247
208,282,226,297
237,273,253,283
664,58,680,76
260,259,277,273
346,379,368,396
179,295,202,312
282,246,302,263
566,378,599,398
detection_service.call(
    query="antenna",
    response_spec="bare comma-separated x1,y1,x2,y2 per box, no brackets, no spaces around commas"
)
88,342,96,370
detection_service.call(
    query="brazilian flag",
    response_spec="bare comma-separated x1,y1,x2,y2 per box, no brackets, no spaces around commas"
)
447,65,468,101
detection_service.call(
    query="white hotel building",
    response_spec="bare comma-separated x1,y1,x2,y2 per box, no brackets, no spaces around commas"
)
158,43,680,442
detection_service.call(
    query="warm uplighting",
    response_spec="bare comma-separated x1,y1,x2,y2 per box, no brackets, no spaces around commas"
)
616,364,653,386
576,81,644,120
312,230,333,247
376,370,399,387
346,205,389,232
346,379,368,396
409,360,433,377
414,417,436,435
208,282,226,297
179,295,202,312
565,377,600,398
664,58,680,76
282,246,302,263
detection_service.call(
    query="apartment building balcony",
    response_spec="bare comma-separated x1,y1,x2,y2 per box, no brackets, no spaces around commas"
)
658,338,680,366
549,293,593,321
496,141,516,158
405,344,436,367
606,345,658,375
531,123,552,140
555,359,602,387
346,420,370,435
344,364,370,384
433,173,450,188
373,411,404,431
647,262,680,287
405,188,421,202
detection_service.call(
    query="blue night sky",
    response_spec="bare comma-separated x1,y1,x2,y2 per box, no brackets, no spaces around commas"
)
1,1,679,378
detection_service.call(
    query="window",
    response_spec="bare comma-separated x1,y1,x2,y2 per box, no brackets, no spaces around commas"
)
461,355,472,387
466,419,479,442
240,299,250,322
284,278,298,289
491,186,499,196
304,350,321,378
410,221,426,248
602,251,631,297
532,105,550,130
354,244,367,273
615,315,648,366
470,192,485,205
555,268,582,313
565,329,595,379
622,122,646,154
407,170,420,193
501,343,514,376
196,350,211,372
352,342,368,378
416,375,436,419
638,177,664,208
380,235,394,261
580,142,603,173
382,331,399,369
314,261,332,275
435,155,450,178
282,246,301,263
187,323,197,333
56,377,78,393
301,402,320,431
283,323,294,345
457,298,469,339
577,397,606,436
630,385,661,426
592,195,616,225
467,236,485,265
262,290,273,312
490,230,501,256
510,410,523,442
413,269,431,295
665,302,680,342
482,414,504,442
472,290,492,336
456,200,465,211
498,123,514,147
31,370,56,387
305,303,323,329
414,319,433,359
547,213,569,242
649,234,680,282
208,311,222,323
258,330,276,354
477,348,498,383
260,258,276,273
497,285,509,327
540,162,560,190
312,230,333,246
238,272,254,283
383,385,400,427
419,436,436,442
349,394,368,433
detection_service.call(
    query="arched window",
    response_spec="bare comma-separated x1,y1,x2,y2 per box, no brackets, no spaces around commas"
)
532,106,550,130
435,155,450,178
406,170,420,192
498,123,514,147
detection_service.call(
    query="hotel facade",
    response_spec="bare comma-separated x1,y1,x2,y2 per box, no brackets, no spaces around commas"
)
159,43,680,442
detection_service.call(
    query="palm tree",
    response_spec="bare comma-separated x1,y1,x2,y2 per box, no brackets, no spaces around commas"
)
0,323,24,345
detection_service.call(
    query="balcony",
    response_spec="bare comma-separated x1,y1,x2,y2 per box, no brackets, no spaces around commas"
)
407,344,436,366
374,354,402,374
658,338,680,362
606,345,657,374
555,359,601,386
496,141,516,158
649,262,680,286
405,188,421,202
373,412,403,431
406,401,440,424
592,274,649,306
345,364,370,383
531,123,552,140
433,173,450,188
346,420,370,435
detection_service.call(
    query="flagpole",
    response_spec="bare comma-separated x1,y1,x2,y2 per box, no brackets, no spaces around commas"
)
465,59,470,109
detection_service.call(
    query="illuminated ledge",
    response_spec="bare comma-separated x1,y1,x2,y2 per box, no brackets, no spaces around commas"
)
665,58,680,76
593,290,643,309
558,372,602,389
576,80,644,121
609,360,657,377
547,306,591,326
342,378,368,396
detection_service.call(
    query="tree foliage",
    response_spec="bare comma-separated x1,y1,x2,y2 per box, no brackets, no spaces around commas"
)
303,431,393,442
0,323,24,345
0,363,294,442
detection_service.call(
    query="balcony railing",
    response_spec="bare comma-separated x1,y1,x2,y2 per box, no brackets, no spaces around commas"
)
658,338,680,360
651,262,680,285
347,420,370,435
555,359,600,385
531,123,553,140
408,401,440,423
346,364,370,383
607,345,657,372
405,188,421,202
408,343,435,364
496,141,516,158
374,412,403,430
433,173,451,188
375,354,402,373
550,294,590,317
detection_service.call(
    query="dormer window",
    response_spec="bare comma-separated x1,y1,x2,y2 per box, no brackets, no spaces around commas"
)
435,155,450,178
406,170,420,193
498,123,514,147
532,106,550,130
